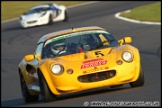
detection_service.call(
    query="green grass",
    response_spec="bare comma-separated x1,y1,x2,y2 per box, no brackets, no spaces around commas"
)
1,1,88,21
120,2,161,22
1,1,161,22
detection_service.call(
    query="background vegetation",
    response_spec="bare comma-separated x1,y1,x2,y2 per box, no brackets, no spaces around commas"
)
1,1,88,21
120,2,161,22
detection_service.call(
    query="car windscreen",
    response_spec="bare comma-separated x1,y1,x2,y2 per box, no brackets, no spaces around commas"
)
27,7,50,14
42,30,118,59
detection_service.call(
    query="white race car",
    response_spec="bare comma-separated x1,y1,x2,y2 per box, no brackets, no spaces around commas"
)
19,3,68,28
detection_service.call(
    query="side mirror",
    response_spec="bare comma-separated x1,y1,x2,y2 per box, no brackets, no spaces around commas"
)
118,37,132,46
24,54,35,62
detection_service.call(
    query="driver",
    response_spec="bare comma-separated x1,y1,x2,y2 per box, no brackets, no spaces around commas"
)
51,42,67,56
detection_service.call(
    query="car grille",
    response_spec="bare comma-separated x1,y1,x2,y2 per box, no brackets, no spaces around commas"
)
78,70,116,83
27,20,37,24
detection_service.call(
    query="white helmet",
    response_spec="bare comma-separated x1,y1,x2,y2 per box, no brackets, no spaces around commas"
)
51,42,67,55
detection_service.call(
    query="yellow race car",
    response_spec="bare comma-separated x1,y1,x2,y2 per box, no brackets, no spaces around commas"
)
18,26,144,103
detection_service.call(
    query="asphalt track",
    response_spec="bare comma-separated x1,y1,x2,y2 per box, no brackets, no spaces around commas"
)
1,1,161,107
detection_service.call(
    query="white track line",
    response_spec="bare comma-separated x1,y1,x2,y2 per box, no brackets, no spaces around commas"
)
115,10,161,25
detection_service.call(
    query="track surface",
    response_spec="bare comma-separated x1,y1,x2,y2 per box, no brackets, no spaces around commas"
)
1,1,161,107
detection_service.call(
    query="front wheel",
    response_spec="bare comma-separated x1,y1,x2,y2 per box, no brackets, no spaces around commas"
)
19,72,39,103
38,72,57,102
130,67,144,87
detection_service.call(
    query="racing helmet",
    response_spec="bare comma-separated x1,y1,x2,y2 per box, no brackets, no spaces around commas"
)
51,42,67,55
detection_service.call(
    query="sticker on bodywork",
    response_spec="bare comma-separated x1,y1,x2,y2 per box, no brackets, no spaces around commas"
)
83,66,109,74
81,58,107,69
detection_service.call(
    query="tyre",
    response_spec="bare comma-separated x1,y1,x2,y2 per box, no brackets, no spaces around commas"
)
38,72,57,102
19,72,39,103
48,15,53,25
130,67,144,87
63,10,68,22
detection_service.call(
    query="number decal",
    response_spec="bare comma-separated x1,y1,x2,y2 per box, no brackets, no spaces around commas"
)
94,51,104,57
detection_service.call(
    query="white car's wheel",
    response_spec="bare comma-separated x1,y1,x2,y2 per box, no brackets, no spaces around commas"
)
63,10,68,22
48,15,53,25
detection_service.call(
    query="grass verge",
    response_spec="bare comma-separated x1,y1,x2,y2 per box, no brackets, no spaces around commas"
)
120,2,161,22
1,1,88,21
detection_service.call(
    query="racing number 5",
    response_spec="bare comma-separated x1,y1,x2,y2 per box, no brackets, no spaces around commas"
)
95,51,104,57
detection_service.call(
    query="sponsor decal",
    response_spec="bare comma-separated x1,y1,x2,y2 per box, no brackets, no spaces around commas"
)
81,58,107,69
83,66,109,74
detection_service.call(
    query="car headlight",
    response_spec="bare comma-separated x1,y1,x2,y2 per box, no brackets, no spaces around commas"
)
122,51,133,62
51,64,64,75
